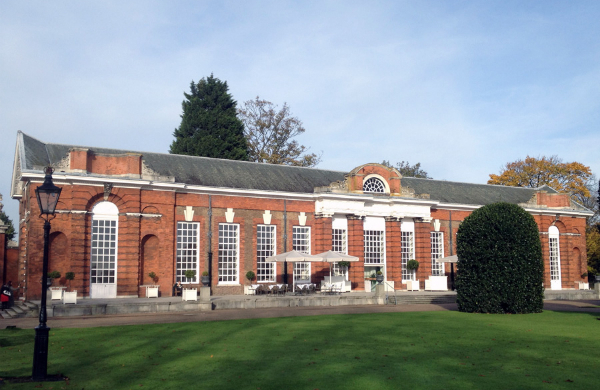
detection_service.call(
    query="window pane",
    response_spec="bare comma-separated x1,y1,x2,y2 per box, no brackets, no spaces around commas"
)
402,231,415,281
218,224,239,283
91,216,118,285
256,225,276,282
176,222,199,283
430,232,444,276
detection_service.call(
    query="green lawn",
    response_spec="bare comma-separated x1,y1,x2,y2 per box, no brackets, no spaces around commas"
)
1,310,599,389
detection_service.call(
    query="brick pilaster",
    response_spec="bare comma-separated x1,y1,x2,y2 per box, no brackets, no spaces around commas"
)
415,220,432,286
347,215,364,290
385,217,401,285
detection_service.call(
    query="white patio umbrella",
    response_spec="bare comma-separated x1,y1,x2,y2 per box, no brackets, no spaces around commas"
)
437,255,458,263
265,250,323,292
313,250,359,280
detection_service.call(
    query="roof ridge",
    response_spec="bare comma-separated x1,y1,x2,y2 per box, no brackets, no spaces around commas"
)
402,176,539,191
34,133,345,174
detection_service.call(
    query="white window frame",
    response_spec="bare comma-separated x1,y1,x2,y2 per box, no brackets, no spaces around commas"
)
430,232,444,276
401,219,415,282
90,202,119,285
364,230,385,265
176,222,199,283
256,224,276,283
363,217,386,268
218,223,239,284
549,226,561,289
293,226,311,282
363,177,386,193
332,228,348,276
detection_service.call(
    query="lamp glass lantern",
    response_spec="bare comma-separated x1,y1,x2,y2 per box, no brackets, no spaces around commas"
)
36,167,62,217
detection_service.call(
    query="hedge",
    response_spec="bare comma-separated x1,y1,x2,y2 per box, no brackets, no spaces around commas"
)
456,202,544,314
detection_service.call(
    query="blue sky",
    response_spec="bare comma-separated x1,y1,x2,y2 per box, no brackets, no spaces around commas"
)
1,0,600,225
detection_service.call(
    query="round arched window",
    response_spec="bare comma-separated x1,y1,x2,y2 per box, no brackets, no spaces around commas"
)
363,177,386,193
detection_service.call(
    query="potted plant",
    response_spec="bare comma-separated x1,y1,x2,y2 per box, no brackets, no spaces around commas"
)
376,271,384,284
148,271,158,284
337,261,350,272
63,272,77,303
201,271,210,285
244,271,256,295
65,272,75,291
182,270,198,301
407,259,419,272
47,271,61,288
184,270,196,282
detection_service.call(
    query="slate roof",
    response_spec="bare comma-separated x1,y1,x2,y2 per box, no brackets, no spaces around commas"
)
17,131,347,194
14,131,591,212
401,177,546,206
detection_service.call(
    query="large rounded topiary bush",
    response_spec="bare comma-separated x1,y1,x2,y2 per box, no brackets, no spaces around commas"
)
456,202,544,314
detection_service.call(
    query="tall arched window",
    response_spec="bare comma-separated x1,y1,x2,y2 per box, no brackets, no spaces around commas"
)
549,225,561,290
90,201,119,298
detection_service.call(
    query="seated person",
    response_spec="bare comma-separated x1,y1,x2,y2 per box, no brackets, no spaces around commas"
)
173,281,183,296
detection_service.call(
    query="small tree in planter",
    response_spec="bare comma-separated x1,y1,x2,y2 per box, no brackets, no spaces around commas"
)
337,261,350,272
184,270,196,283
47,271,61,288
376,271,384,284
65,272,75,291
148,271,158,284
246,271,256,284
407,259,419,279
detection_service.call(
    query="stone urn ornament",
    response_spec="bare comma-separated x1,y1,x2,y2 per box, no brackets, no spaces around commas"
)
201,271,210,285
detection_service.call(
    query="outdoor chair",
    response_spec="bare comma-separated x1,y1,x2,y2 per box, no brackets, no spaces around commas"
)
271,285,280,296
257,284,269,295
278,284,287,296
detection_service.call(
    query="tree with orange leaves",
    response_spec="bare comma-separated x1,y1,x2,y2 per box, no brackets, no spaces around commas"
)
487,155,592,204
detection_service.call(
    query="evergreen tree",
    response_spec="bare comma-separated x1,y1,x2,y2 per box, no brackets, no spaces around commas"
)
170,74,249,160
0,211,15,241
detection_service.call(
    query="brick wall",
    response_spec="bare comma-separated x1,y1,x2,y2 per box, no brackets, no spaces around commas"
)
16,177,589,299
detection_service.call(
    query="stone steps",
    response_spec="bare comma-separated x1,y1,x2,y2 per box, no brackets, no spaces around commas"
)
387,294,456,305
0,301,39,319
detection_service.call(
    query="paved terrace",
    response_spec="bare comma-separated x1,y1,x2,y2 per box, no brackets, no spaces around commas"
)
3,295,599,330
39,290,456,317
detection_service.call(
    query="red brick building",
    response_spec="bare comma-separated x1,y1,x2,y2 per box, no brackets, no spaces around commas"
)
11,131,592,300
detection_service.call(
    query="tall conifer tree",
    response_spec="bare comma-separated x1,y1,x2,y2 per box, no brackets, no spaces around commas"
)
170,74,249,160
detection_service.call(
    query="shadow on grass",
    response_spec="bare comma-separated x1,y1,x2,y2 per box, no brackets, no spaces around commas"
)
1,311,599,389
0,328,34,347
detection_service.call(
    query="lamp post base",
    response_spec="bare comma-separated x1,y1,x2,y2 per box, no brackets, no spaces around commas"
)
32,324,51,381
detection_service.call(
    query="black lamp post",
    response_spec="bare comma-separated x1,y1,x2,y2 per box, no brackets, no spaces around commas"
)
32,167,62,381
